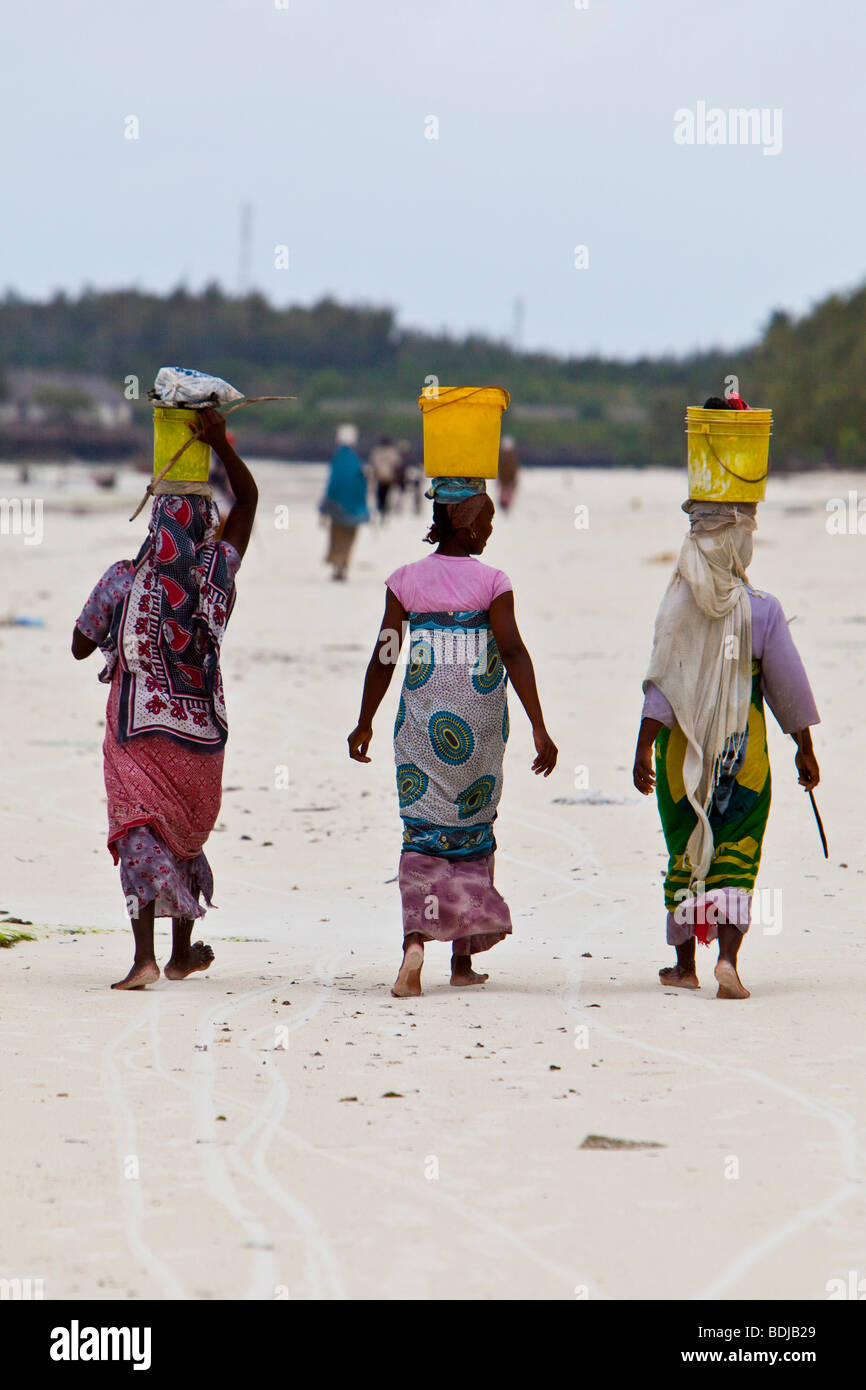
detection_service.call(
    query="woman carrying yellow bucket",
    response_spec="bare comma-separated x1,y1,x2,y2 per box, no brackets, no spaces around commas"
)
632,393,821,999
347,388,558,997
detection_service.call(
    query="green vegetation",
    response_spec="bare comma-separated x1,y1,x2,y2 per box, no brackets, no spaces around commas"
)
0,927,34,948
2,281,864,466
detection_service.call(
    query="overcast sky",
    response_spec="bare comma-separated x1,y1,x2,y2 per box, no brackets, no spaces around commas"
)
3,0,863,358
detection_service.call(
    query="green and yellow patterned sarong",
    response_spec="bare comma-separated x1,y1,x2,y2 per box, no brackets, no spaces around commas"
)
655,661,771,910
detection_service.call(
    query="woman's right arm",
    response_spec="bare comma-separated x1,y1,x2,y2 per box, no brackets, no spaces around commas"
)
348,588,408,762
72,561,129,659
633,682,674,793
633,717,663,794
71,628,98,660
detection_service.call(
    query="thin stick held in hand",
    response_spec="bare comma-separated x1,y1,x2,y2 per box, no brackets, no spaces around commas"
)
808,790,829,859
790,734,828,858
128,395,296,521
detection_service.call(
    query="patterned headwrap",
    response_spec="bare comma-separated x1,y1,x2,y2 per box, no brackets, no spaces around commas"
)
424,475,490,530
110,494,237,750
424,475,487,503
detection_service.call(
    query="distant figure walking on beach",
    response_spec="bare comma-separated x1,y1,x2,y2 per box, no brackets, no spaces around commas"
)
348,475,557,997
497,436,520,512
633,397,820,999
368,435,401,520
72,408,257,989
319,424,370,581
399,439,424,515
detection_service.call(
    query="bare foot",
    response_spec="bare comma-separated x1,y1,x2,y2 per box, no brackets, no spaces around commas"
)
164,941,215,981
658,964,700,990
714,959,750,999
450,967,489,988
391,943,423,997
111,960,160,990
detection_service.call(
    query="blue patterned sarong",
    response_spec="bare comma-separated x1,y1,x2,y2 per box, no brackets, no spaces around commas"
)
394,610,508,861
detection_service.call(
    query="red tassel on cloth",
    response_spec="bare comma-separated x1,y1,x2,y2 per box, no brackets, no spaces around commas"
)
693,899,714,946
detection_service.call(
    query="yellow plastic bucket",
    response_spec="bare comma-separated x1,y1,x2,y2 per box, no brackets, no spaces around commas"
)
153,406,211,483
418,386,510,477
685,406,772,502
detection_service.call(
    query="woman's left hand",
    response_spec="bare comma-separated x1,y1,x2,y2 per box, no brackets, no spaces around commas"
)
348,724,374,762
531,726,557,776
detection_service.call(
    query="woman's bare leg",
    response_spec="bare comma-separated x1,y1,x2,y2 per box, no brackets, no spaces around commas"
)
714,923,750,999
659,936,699,989
164,916,215,980
392,932,424,997
112,902,159,990
450,953,488,987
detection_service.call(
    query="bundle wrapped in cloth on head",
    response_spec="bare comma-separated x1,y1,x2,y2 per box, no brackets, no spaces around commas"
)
634,392,821,1000
147,366,244,410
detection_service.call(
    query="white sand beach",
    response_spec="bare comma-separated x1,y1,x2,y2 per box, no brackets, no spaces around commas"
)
0,460,863,1301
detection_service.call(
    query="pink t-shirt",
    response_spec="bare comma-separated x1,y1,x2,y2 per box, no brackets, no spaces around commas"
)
386,553,512,613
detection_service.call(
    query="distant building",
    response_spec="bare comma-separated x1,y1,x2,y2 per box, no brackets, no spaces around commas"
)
0,369,134,428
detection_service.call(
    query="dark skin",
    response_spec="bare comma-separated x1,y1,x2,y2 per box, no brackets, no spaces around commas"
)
348,496,557,993
633,715,820,991
71,407,257,989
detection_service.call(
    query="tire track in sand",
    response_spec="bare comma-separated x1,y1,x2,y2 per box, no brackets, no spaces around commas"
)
100,1000,189,1299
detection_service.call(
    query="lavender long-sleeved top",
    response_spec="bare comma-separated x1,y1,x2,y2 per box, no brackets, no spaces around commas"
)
642,590,820,735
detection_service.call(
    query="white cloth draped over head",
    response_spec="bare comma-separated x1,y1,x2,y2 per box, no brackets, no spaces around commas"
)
643,500,758,884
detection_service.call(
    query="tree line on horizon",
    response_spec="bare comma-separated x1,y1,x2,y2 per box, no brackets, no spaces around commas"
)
0,280,863,466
